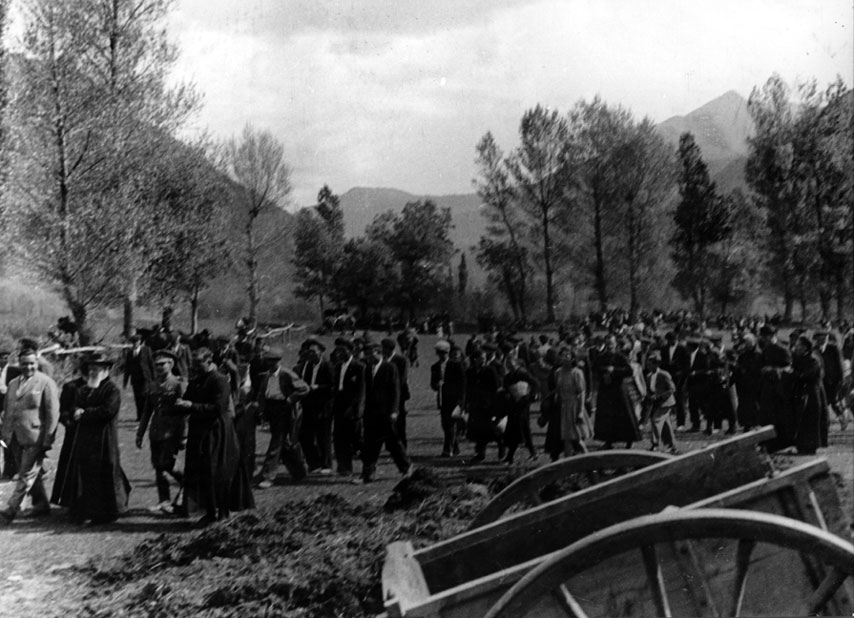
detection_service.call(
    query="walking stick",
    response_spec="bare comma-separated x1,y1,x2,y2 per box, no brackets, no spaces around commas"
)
56,421,79,503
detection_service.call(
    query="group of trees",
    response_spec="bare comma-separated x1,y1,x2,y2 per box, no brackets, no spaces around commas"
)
746,76,852,322
474,98,677,321
0,0,293,342
475,76,852,323
293,187,455,321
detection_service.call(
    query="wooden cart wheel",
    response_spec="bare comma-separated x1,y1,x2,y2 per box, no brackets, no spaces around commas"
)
484,508,854,618
469,450,671,529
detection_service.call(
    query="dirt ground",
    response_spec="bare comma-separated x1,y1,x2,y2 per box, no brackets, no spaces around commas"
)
0,333,851,616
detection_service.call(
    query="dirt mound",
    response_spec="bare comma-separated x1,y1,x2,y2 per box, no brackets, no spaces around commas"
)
75,480,489,617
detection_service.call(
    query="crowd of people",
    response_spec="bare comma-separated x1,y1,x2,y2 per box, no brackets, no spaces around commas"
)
0,312,851,527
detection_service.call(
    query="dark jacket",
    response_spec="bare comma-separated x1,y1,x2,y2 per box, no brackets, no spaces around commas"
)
365,360,399,421
123,344,154,388
50,378,130,518
137,373,186,443
333,358,365,419
660,343,690,389
430,358,466,413
182,369,254,517
295,359,334,417
389,353,410,405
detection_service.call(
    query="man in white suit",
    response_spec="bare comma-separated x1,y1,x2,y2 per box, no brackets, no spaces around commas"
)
0,347,59,522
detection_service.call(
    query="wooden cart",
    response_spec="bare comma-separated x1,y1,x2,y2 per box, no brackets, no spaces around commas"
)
382,427,853,617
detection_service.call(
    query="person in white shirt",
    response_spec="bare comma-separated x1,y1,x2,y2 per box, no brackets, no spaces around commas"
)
645,351,678,453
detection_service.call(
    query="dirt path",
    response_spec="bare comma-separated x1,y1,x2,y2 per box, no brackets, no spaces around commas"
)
0,334,850,616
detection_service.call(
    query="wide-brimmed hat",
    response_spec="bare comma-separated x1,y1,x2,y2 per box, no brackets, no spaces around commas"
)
82,351,114,370
153,349,176,363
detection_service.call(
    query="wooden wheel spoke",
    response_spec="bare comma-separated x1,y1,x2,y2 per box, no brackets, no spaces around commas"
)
641,545,672,617
553,583,589,618
729,538,756,617
805,566,849,615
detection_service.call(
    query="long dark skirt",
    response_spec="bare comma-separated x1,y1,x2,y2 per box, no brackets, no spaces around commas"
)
182,416,254,519
51,422,131,521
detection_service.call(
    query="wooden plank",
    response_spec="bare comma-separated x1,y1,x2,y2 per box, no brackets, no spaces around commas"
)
729,538,756,617
393,457,847,618
806,566,849,615
469,450,671,529
415,427,775,592
382,542,431,618
641,545,672,617
555,584,589,618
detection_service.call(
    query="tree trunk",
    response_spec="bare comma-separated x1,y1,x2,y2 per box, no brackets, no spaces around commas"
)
122,277,138,339
246,220,259,323
627,200,638,317
835,267,845,320
190,282,200,334
542,209,556,323
593,197,608,313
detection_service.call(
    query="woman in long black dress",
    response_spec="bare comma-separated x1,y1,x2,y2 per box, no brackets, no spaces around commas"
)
792,335,823,455
593,335,640,449
51,353,130,524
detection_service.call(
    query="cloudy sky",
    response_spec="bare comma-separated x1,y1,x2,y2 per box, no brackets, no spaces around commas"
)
168,1,849,205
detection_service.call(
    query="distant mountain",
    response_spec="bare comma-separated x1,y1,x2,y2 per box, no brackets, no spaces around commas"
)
340,187,488,284
334,91,757,290
656,90,753,180
340,187,484,248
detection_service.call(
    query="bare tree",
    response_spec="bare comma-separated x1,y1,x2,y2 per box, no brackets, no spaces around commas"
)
223,125,292,323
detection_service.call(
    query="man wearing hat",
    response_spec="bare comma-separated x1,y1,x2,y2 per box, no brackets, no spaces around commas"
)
357,341,411,483
813,331,847,433
50,352,130,524
659,331,690,430
645,351,678,453
256,347,310,487
136,349,187,513
331,338,364,476
295,338,335,474
0,347,59,523
757,325,794,451
382,337,411,448
430,339,466,457
733,333,762,431
123,333,155,421
0,345,15,478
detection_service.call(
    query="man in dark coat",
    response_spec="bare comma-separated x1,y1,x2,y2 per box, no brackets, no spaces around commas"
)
49,353,130,525
465,344,503,462
176,347,254,525
593,335,639,448
814,331,845,437
0,346,15,479
295,338,335,473
686,336,712,432
357,342,411,483
792,335,824,454
660,331,690,429
331,339,364,477
430,340,466,457
123,333,154,421
382,338,411,448
758,325,795,451
733,333,763,431
168,332,193,386
135,350,187,513
256,349,310,486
